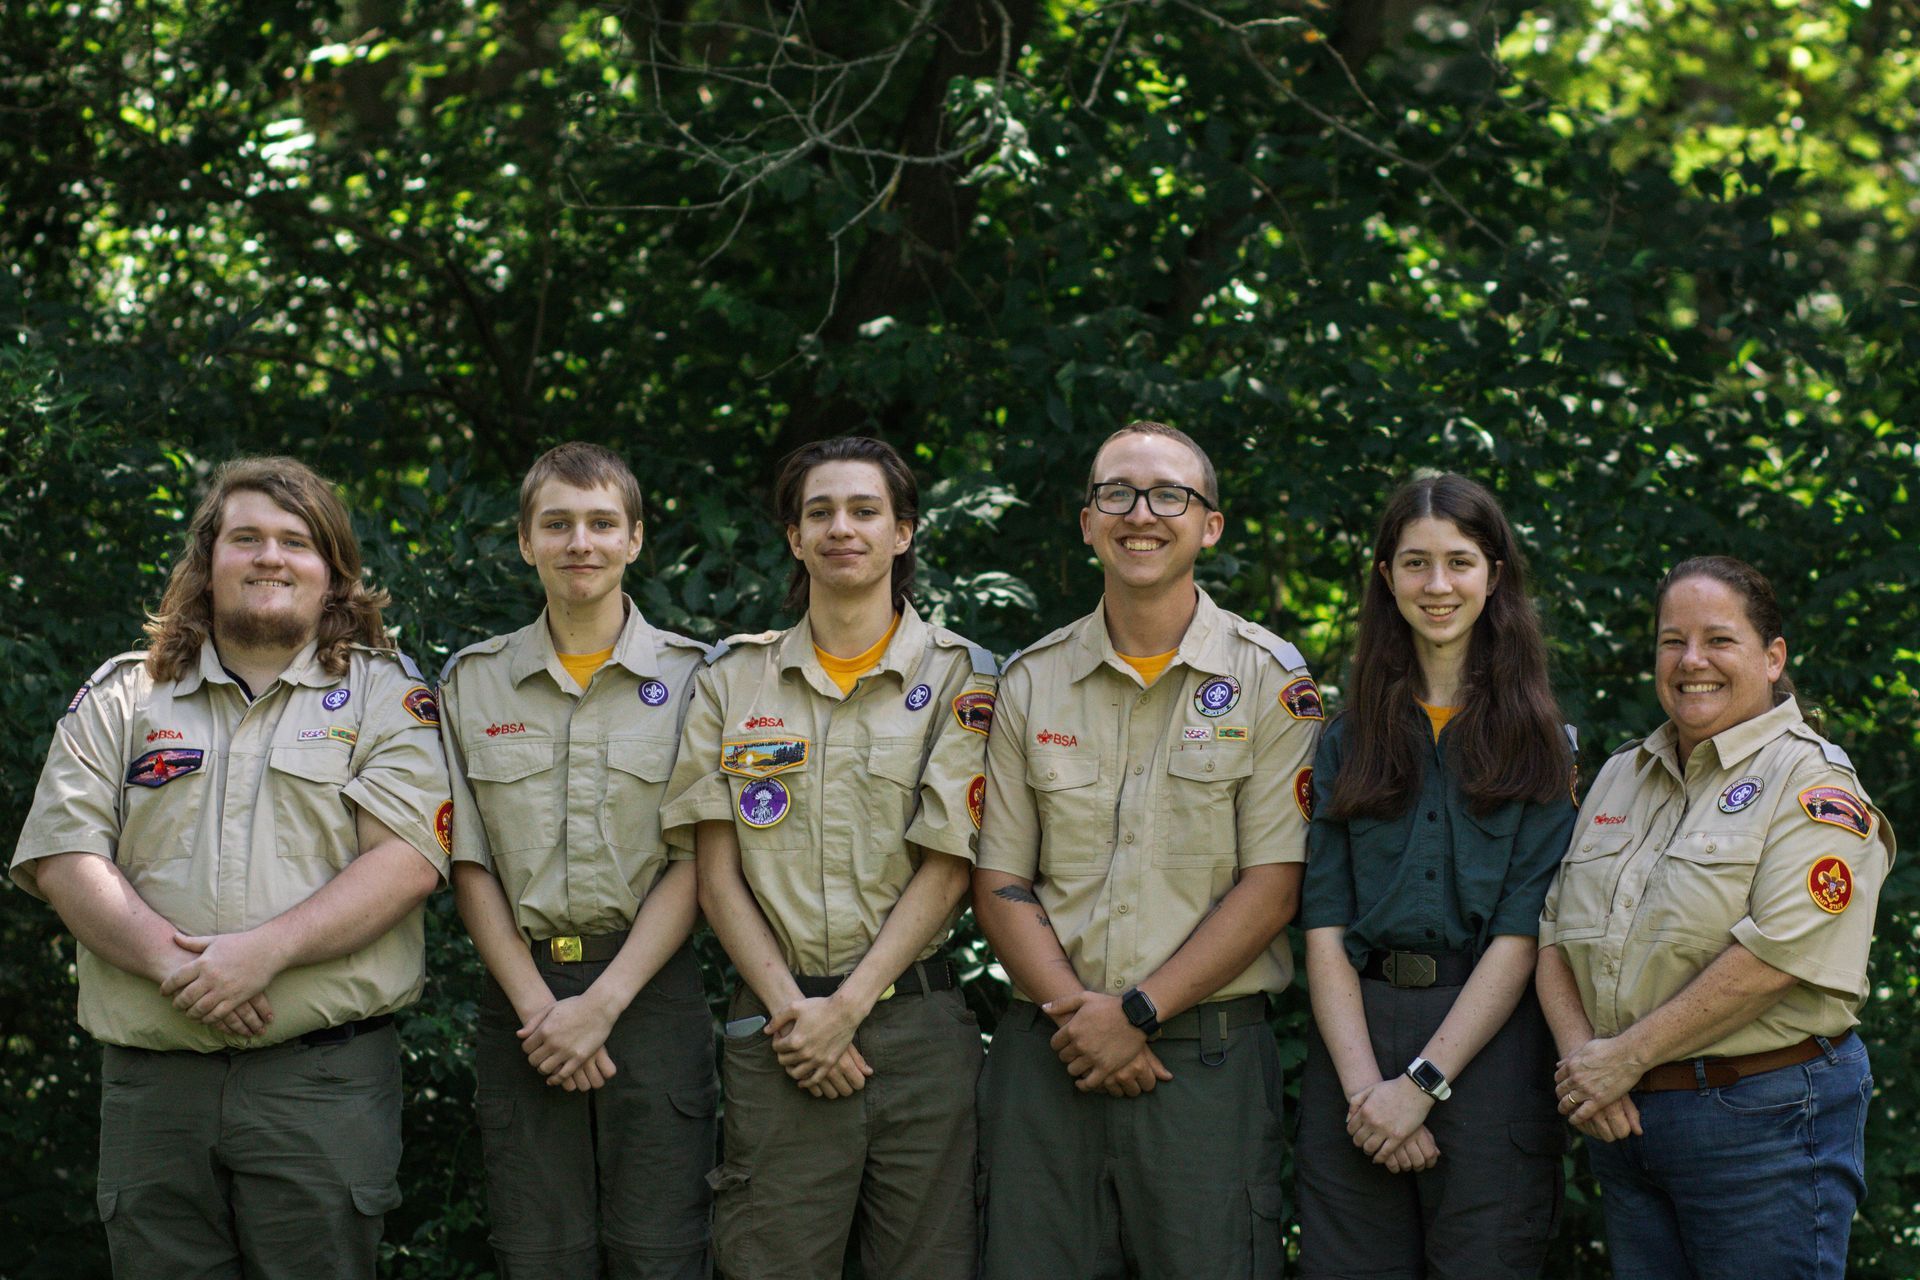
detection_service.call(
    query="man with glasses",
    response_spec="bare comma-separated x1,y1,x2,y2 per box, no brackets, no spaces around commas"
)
974,421,1321,1277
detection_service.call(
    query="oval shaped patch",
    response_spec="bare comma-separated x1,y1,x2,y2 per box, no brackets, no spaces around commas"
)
905,683,932,711
639,679,669,707
1194,675,1241,717
1807,855,1853,914
322,688,351,711
1719,776,1763,813
739,778,792,829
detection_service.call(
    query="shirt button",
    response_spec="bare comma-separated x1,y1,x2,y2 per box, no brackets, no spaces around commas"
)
1604,960,1616,975
1425,870,1437,881
1117,903,1131,915
1581,841,1594,852
1620,896,1634,909
1205,761,1215,773
1111,978,1127,991
1426,811,1437,823
1133,764,1144,776
1124,831,1136,844
1047,768,1058,781
1705,841,1717,854
1424,928,1436,940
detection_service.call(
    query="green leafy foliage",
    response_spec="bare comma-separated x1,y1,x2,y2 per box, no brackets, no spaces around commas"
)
3,1,1916,1273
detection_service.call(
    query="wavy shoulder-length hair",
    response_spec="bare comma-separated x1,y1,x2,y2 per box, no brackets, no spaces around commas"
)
1327,473,1569,819
772,436,919,615
143,457,390,681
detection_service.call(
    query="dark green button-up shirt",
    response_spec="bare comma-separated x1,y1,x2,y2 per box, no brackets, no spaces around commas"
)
1301,708,1576,970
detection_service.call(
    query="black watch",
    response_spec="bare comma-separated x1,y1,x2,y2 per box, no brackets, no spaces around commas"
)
1120,986,1160,1037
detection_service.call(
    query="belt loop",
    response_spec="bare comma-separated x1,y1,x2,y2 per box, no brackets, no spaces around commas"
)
1815,1034,1838,1064
913,960,930,994
1691,1058,1710,1093
1200,1008,1227,1067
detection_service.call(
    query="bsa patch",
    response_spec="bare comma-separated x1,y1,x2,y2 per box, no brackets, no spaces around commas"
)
1216,726,1249,742
402,686,439,727
721,738,809,778
328,726,358,746
1194,675,1241,718
739,778,791,829
1806,855,1854,914
906,683,933,712
322,688,351,711
298,728,328,741
1182,726,1211,741
1280,677,1324,721
1719,776,1764,814
1294,767,1314,821
434,801,454,854
127,748,205,788
952,690,995,736
66,684,91,716
967,774,986,829
1799,785,1871,839
638,679,670,707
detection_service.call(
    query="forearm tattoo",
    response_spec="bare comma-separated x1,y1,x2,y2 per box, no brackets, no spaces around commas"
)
993,883,1049,928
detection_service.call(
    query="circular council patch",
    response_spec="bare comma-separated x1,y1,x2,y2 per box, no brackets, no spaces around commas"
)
1294,767,1314,821
739,778,792,829
402,686,439,726
1194,675,1241,718
434,801,453,854
1806,855,1853,914
639,679,670,707
1719,776,1764,813
322,688,351,711
967,775,986,829
905,683,933,712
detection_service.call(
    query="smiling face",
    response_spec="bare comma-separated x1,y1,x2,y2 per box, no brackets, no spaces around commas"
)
1656,574,1787,759
786,460,912,604
1079,432,1224,597
209,489,332,652
518,478,644,609
1380,516,1500,666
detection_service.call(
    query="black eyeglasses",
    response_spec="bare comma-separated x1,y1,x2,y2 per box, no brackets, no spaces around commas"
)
1088,482,1217,518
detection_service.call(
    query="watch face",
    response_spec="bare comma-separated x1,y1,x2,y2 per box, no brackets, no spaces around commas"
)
1122,989,1156,1027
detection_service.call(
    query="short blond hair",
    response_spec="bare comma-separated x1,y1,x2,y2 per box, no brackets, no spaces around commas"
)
1086,421,1219,506
518,443,645,534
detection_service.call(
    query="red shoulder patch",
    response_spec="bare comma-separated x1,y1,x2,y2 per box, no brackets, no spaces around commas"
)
967,775,986,829
1807,856,1853,914
1294,767,1314,821
434,801,453,854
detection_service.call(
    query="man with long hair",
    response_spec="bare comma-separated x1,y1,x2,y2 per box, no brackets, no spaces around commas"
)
973,422,1320,1277
440,443,716,1277
10,457,450,1278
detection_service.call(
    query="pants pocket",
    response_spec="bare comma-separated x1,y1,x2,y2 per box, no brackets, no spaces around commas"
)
707,1163,754,1279
1248,1184,1285,1278
1498,1122,1565,1269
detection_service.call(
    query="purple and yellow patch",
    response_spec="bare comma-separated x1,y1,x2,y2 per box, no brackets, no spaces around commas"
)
127,748,204,788
739,778,792,829
1194,675,1241,718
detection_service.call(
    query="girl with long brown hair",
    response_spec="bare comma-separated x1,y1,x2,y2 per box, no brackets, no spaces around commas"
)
1296,473,1576,1278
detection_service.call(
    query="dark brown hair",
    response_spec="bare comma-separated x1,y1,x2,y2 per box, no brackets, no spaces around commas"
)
1655,555,1798,706
1327,474,1569,819
144,457,390,681
772,436,918,614
1085,421,1219,507
518,442,645,533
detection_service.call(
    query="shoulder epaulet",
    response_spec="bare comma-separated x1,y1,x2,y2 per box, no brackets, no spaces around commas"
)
1564,724,1579,754
1232,618,1307,671
709,629,780,665
87,651,147,686
1000,623,1074,673
658,630,717,658
1820,740,1855,771
437,634,512,685
931,628,998,678
1608,737,1644,759
349,642,426,683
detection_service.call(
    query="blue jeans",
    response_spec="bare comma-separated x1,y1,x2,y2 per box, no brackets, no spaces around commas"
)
1585,1033,1870,1280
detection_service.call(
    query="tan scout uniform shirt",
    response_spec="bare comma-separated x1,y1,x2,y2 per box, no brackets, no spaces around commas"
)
1540,698,1895,1058
977,589,1321,1003
660,604,996,976
11,640,451,1052
439,601,709,944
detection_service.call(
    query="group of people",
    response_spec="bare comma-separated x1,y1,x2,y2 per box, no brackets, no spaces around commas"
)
12,422,1894,1280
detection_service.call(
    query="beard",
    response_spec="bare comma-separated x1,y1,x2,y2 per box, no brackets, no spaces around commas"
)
214,598,320,652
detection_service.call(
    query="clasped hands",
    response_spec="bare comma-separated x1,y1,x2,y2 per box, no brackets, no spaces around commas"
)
1344,1075,1440,1173
1553,1036,1644,1142
1041,991,1172,1098
767,994,873,1099
157,928,283,1039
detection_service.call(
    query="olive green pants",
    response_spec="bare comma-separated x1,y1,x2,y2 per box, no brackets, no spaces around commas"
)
708,983,982,1280
977,1000,1287,1280
97,1023,402,1280
476,943,717,1279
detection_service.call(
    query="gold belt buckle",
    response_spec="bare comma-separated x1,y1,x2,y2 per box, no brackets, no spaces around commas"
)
877,982,897,1002
550,936,585,963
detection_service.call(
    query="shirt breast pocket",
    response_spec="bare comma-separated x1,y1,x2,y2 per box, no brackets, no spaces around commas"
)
267,744,356,866
1546,831,1634,941
603,737,676,853
1643,833,1763,947
1156,744,1253,866
1028,753,1106,870
465,740,560,855
728,760,811,852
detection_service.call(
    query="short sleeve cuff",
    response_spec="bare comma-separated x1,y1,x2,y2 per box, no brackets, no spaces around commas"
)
1237,843,1307,869
659,789,739,847
9,843,117,901
1486,903,1547,939
1298,904,1354,932
974,843,1039,879
1536,917,1560,947
905,818,977,865
1731,918,1867,1000
343,779,450,878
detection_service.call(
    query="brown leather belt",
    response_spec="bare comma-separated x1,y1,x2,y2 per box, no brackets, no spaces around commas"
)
1633,1032,1847,1092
